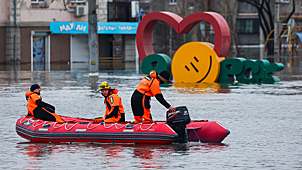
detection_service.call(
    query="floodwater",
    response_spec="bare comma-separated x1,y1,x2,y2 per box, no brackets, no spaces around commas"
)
1,65,302,169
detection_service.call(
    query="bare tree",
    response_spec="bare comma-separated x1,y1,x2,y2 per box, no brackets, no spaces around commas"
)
173,0,205,43
149,0,206,57
220,0,239,57
237,0,295,55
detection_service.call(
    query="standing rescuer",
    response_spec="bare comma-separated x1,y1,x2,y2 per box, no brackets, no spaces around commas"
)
131,70,176,124
94,81,125,123
25,84,65,123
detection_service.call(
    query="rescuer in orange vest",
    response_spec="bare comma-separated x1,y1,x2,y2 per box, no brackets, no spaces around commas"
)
94,81,125,123
131,70,176,123
25,84,65,123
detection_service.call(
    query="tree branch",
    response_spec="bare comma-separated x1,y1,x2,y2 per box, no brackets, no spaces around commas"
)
285,0,295,23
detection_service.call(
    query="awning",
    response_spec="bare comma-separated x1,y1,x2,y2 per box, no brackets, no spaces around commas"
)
295,32,302,42
31,30,52,36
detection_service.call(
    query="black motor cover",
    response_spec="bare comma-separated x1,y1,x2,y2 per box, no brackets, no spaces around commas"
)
166,106,191,125
166,106,191,143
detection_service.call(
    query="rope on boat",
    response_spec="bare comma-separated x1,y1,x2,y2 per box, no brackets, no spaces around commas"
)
65,122,80,130
19,116,26,123
20,116,155,132
39,121,52,128
41,121,50,127
52,122,65,130
20,116,85,131
19,116,34,124
87,123,101,130
115,123,129,129
188,122,201,142
32,120,45,127
20,116,52,129
103,122,115,129
139,123,155,131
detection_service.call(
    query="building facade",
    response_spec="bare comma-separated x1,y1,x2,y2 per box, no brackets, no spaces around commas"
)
0,0,301,72
0,0,138,71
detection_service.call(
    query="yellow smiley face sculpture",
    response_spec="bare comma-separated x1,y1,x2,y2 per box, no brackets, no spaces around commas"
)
172,42,224,83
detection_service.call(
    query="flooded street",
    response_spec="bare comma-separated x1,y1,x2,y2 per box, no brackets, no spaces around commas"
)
1,66,302,169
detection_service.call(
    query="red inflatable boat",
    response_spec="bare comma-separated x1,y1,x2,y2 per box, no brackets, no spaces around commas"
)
16,115,230,144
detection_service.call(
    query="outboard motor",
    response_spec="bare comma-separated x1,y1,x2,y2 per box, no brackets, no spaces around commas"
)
166,106,191,143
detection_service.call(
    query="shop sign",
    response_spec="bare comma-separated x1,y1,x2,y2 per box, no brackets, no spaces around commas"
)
50,22,138,34
97,22,138,34
50,22,88,34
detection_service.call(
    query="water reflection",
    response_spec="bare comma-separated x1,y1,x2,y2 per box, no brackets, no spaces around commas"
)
3,64,302,169
16,142,228,167
173,82,231,94
133,146,155,159
1,59,302,88
189,143,228,152
17,142,55,158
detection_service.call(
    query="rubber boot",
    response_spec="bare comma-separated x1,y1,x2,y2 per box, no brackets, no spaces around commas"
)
134,116,142,123
142,118,153,124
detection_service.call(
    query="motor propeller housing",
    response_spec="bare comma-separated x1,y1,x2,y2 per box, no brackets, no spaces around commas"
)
166,106,191,143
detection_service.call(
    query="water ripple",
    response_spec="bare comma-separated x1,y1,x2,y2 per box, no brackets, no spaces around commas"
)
1,70,302,169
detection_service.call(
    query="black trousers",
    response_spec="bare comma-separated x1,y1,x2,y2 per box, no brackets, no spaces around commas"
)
131,90,151,118
33,107,56,122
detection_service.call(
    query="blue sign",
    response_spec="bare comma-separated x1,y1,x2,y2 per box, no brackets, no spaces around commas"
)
50,22,88,34
97,22,138,34
50,22,138,34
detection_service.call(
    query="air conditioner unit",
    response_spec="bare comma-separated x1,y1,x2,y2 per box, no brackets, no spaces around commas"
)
75,6,87,16
280,0,290,3
70,0,86,3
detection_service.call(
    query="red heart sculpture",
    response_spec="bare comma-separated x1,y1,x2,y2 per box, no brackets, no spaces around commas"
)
136,11,231,61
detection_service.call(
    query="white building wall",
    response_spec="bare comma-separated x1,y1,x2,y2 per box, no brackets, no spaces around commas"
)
20,0,90,22
0,1,11,23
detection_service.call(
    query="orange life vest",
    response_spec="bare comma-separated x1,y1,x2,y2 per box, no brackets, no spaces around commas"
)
25,91,41,116
136,71,162,97
103,89,125,123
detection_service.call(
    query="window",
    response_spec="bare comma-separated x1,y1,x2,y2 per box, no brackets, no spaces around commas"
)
238,2,257,13
31,0,45,3
169,0,177,5
108,2,133,22
237,19,259,34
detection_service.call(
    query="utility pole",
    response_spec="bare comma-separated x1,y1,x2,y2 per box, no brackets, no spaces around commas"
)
274,0,280,62
206,0,211,42
88,0,99,83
